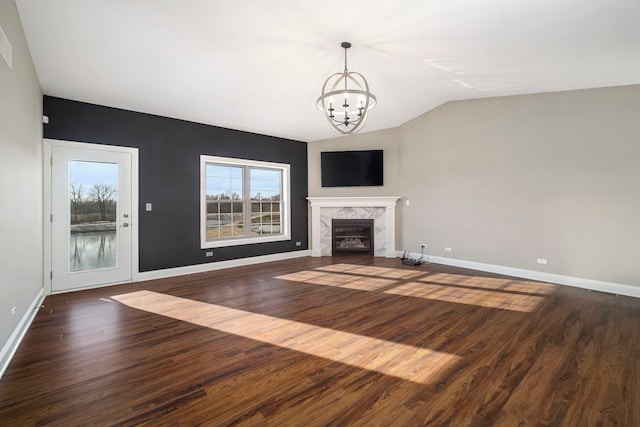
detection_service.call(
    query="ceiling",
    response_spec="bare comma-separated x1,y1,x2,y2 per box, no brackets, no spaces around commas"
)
15,0,640,142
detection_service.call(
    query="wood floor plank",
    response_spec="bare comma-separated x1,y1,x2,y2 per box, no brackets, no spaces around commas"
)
1,255,639,425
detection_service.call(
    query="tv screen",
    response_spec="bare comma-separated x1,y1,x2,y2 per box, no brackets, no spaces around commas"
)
321,150,383,187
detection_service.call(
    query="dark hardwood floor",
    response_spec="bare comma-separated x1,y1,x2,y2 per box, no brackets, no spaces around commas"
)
1,256,639,426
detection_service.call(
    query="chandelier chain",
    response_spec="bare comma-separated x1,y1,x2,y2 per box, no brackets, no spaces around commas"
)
344,45,348,74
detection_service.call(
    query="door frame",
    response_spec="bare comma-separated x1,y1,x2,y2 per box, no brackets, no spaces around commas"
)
43,138,139,295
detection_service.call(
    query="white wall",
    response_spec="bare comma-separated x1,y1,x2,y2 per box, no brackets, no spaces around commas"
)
0,0,43,371
398,85,639,286
310,85,640,289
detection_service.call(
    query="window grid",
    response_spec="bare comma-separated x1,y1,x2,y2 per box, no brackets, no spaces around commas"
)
202,156,289,248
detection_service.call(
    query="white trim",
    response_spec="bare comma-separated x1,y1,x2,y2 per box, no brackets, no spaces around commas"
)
307,197,400,258
399,251,640,299
138,250,310,281
200,155,291,249
306,196,400,208
43,139,140,294
0,288,45,379
43,142,53,294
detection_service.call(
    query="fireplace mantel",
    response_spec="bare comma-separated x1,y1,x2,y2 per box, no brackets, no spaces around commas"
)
307,196,401,257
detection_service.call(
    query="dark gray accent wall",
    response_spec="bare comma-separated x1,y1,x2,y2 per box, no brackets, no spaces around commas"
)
43,96,308,272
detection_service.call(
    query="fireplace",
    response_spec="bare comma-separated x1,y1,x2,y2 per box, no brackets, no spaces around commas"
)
307,196,400,257
332,219,374,255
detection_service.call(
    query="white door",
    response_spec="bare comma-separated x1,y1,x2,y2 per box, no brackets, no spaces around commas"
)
50,142,136,292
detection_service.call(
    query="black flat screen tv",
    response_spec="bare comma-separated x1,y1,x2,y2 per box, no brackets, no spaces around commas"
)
321,150,383,187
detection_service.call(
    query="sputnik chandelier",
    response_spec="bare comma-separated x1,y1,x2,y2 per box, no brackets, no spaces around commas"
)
317,42,377,134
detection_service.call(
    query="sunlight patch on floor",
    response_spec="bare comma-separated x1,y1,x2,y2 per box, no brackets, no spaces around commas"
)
111,290,459,384
315,264,425,279
276,271,396,291
422,273,557,295
384,282,544,312
276,264,550,312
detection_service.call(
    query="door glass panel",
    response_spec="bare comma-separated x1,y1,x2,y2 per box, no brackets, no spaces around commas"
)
69,160,118,272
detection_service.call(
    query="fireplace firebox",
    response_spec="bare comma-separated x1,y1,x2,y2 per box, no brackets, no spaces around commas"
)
332,219,374,255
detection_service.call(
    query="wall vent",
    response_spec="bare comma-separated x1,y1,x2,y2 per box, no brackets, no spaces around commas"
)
0,24,12,70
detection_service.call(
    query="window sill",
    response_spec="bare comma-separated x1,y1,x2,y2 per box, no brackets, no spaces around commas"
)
201,234,290,249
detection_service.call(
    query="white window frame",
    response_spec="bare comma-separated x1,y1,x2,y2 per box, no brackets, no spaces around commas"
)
200,155,291,248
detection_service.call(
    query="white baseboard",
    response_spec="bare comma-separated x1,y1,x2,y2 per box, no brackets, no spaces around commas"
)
0,288,45,379
137,250,311,282
399,251,640,299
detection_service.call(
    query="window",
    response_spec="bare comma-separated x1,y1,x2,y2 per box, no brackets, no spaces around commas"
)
201,155,290,248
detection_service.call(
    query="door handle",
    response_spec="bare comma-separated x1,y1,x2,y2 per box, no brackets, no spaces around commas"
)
122,223,129,227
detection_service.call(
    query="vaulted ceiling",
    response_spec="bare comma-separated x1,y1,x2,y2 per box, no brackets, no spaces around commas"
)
15,0,640,142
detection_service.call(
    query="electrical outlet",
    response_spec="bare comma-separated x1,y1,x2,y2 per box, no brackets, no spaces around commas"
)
295,241,302,246
445,248,452,253
11,307,16,318
205,251,214,257
537,258,547,265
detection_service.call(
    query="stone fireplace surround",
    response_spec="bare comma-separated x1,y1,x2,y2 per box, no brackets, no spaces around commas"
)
307,197,400,257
